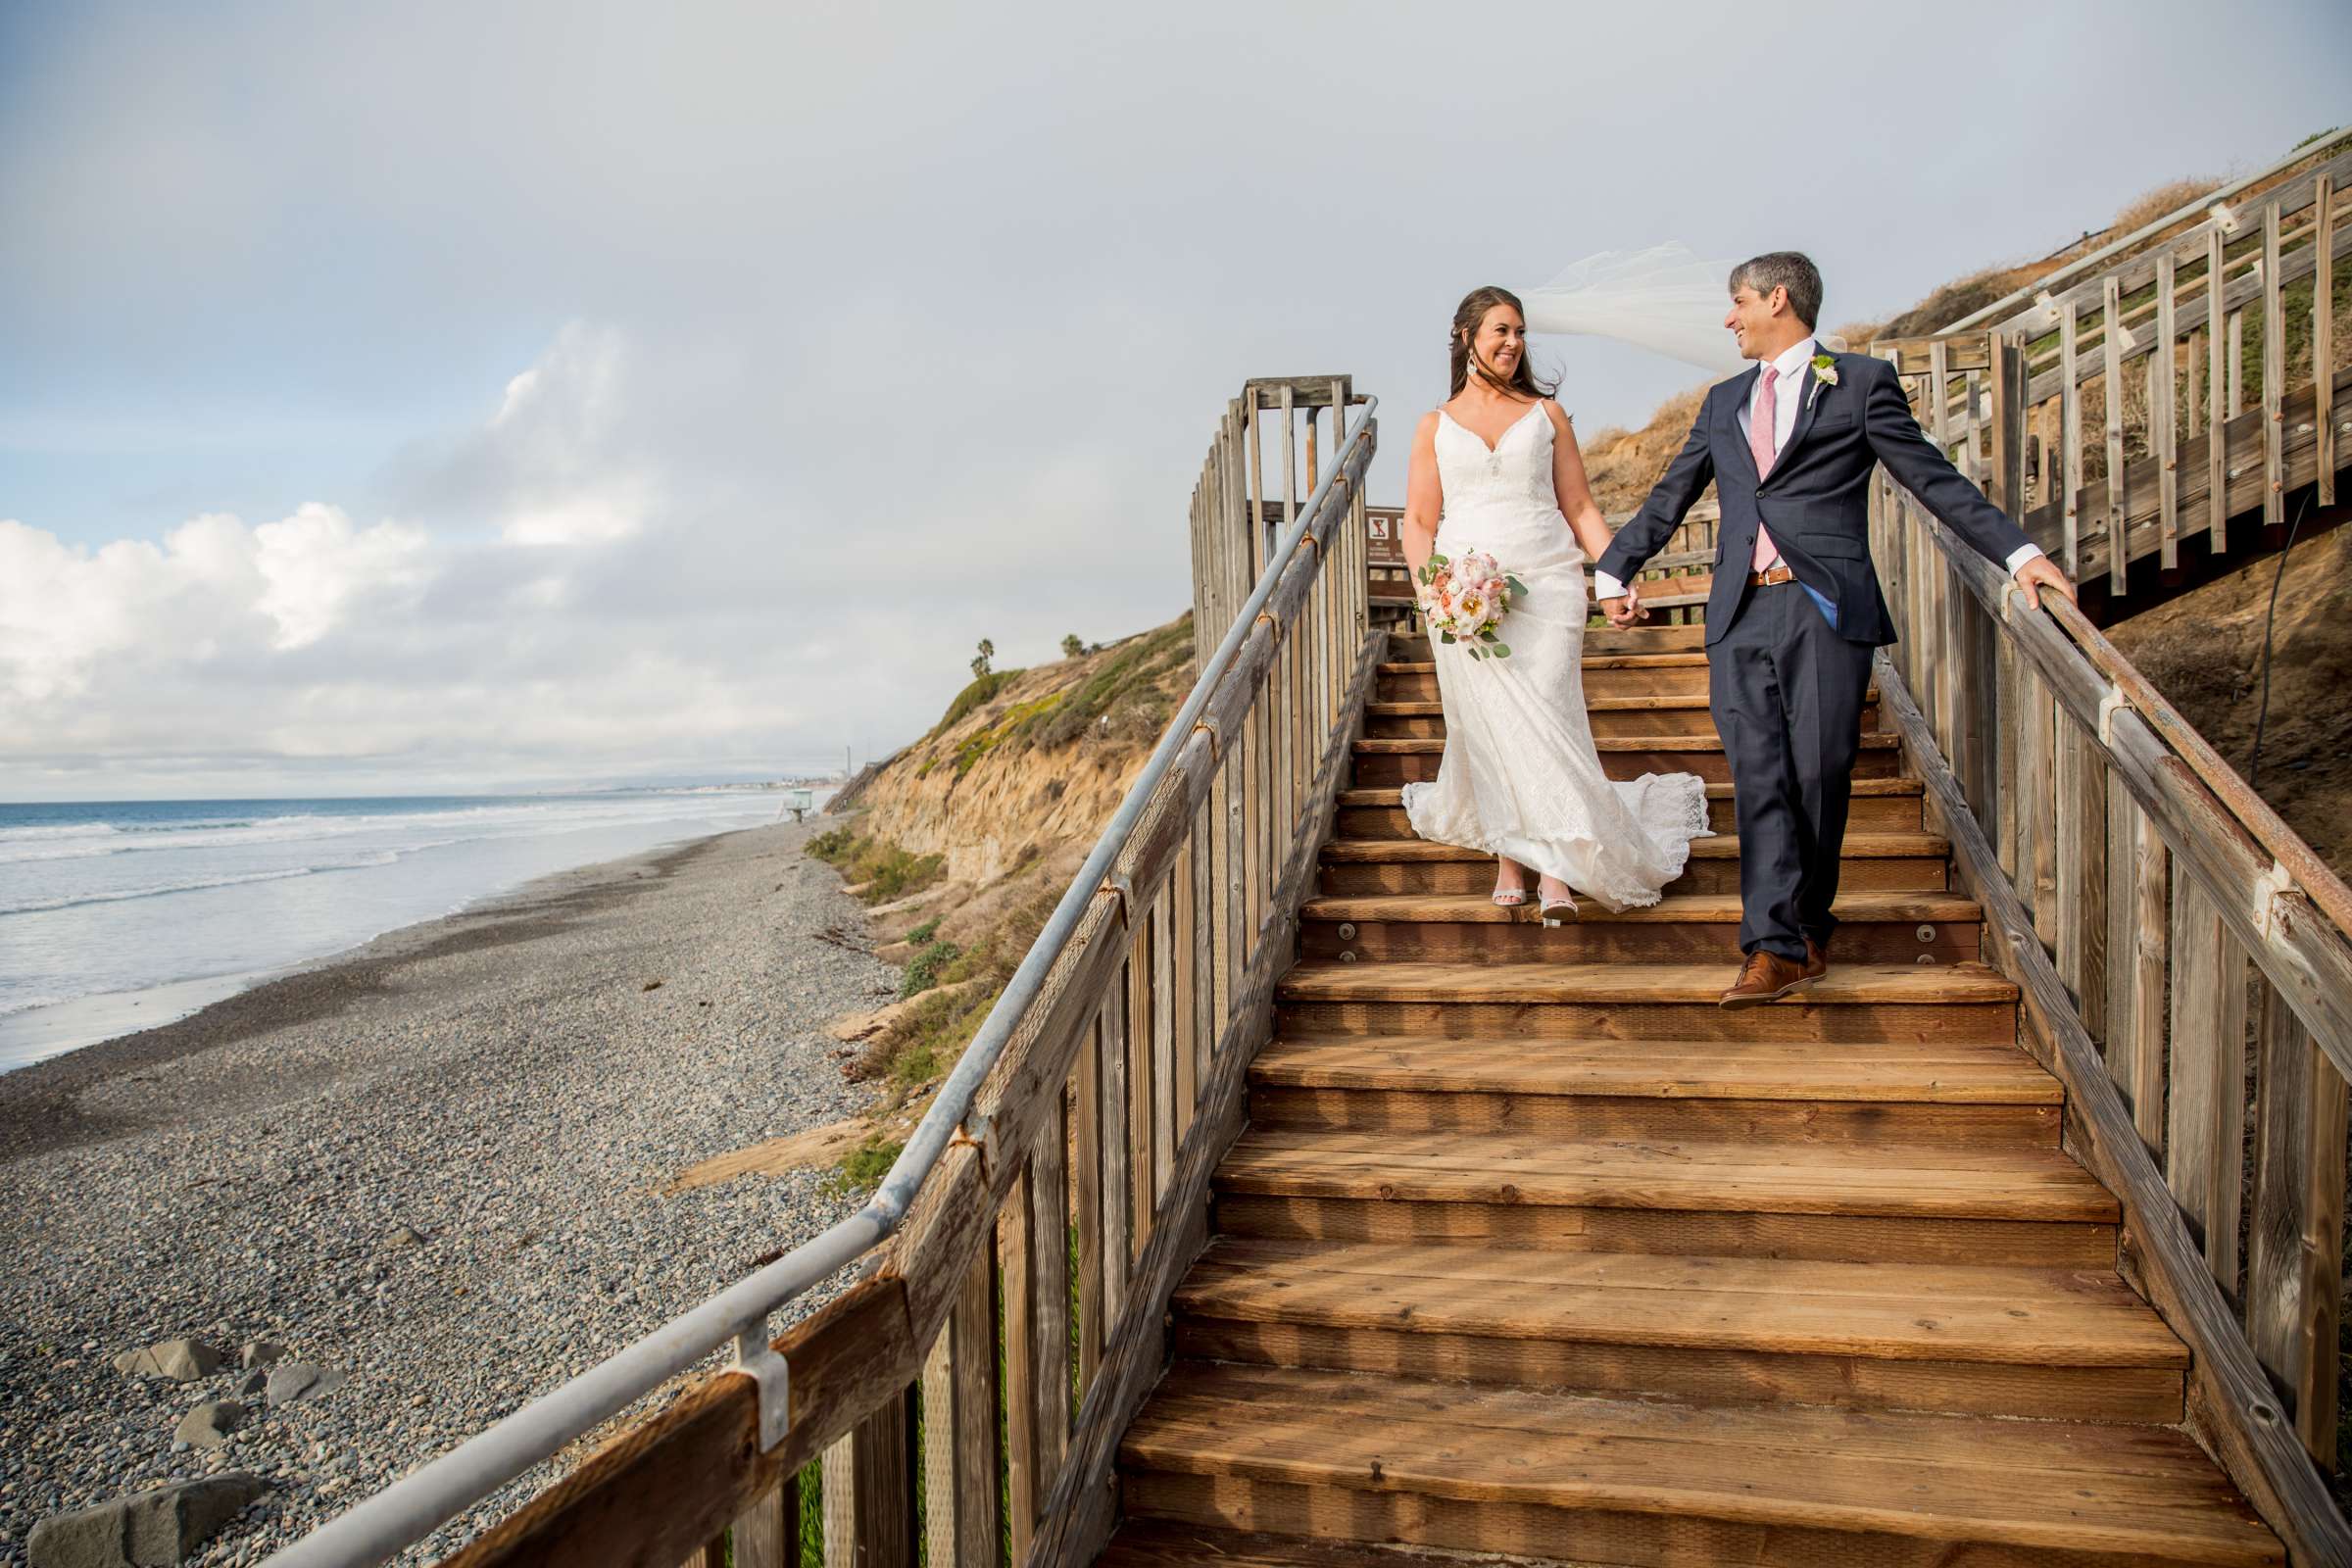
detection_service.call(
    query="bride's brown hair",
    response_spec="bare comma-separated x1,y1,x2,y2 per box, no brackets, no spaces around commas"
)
1449,286,1558,401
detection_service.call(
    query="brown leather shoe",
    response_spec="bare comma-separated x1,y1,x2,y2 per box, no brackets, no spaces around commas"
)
1720,950,1813,1008
1803,936,1829,980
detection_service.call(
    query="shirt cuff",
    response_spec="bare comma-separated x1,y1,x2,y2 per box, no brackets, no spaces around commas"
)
1592,569,1628,600
2004,543,2044,575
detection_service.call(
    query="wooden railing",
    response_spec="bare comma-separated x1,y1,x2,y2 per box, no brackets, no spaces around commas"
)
1879,131,2350,595
428,385,1380,1568
1868,411,2352,1563
1366,500,1723,627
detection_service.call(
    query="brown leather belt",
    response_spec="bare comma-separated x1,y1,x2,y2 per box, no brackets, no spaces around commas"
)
1746,563,1796,587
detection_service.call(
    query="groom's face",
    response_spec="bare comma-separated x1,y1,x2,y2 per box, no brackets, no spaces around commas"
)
1725,284,1780,360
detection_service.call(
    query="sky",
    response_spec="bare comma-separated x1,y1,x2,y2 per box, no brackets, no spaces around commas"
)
2,0,2345,800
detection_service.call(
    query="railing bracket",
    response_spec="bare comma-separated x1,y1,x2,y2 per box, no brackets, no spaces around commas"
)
2096,685,2130,746
734,1324,792,1452
2253,859,2294,941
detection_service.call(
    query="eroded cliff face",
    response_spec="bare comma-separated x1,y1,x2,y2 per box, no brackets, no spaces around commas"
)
838,613,1195,944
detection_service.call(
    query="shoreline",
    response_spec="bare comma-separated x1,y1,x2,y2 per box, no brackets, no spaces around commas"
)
0,816,895,1566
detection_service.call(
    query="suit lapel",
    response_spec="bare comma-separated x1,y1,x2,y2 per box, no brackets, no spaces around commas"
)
1775,349,1834,472
1720,366,1762,485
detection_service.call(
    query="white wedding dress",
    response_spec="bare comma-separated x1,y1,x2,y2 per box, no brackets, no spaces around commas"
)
1400,403,1712,911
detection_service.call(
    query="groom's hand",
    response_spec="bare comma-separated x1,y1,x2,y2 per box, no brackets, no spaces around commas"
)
2013,555,2078,613
1598,590,1646,628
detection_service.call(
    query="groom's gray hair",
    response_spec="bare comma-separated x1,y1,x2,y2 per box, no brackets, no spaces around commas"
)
1730,252,1823,330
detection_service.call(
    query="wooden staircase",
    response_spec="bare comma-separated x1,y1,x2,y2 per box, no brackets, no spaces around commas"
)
1098,623,2283,1568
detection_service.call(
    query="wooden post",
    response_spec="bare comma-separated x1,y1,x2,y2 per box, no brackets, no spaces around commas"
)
820,1390,913,1568
2024,667,2058,944
2154,249,2180,571
731,1481,798,1568
1027,1107,1071,1492
2061,300,2082,578
2208,229,2230,553
2317,174,2337,509
1072,1019,1103,1395
2104,782,2169,1153
2249,981,2350,1469
2167,878,2249,1293
1988,332,2025,515
998,1171,1038,1563
2055,712,2109,1043
2102,276,2129,594
2262,202,2285,530
1097,987,1130,1328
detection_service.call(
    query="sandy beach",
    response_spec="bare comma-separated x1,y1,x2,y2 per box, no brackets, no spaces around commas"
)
0,818,895,1565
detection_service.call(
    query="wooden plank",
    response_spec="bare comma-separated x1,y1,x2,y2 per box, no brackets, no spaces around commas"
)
2156,249,2180,571
949,1243,999,1567
1126,942,1155,1258
820,1389,912,1568
2249,982,2350,1470
999,1167,1038,1563
2023,664,2058,943
1988,333,2025,513
2102,275,2129,595
2061,300,2082,577
1073,1013,1103,1396
2264,202,2286,529
1152,890,1178,1199
1193,798,1216,1109
2056,710,2110,1044
1876,664,2349,1568
2102,760,2169,1154
730,1482,795,1568
918,1327,955,1568
2168,877,2250,1291
1028,1101,1071,1495
1994,635,2022,879
2211,229,2231,552
2319,174,2338,508
1098,985,1130,1329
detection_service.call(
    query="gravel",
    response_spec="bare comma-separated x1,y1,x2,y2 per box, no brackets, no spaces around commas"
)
0,819,897,1566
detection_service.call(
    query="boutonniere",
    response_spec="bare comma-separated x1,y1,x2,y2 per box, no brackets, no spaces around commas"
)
1806,352,1838,410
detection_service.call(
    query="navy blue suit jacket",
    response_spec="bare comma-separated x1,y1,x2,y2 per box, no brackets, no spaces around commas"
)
1595,351,2032,647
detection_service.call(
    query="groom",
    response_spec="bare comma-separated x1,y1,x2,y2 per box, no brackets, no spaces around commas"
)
1593,252,2076,1007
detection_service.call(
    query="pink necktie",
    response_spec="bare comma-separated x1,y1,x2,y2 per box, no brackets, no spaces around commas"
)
1749,366,1782,572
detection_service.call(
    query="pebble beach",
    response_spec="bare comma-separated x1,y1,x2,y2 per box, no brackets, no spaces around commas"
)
0,818,894,1566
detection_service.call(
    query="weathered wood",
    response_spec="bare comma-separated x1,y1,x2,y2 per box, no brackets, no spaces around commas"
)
2102,276,2129,595
1152,890,1178,1200
1877,663,2352,1568
918,1328,955,1568
2155,249,2180,570
1073,1015,1103,1396
1028,1102,1072,1494
949,1244,999,1567
2264,202,2286,528
2023,665,2058,943
730,1481,796,1568
1126,937,1155,1258
2250,983,2351,1472
2061,300,2083,576
1000,1168,1039,1560
2167,878,2249,1292
2055,710,2110,1044
441,1275,917,1568
2211,229,2232,553
820,1387,913,1568
1099,982,1131,1329
2319,174,2338,509
1988,333,2025,514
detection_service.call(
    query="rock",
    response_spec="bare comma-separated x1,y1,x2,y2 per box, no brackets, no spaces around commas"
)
27,1474,266,1567
234,1369,267,1397
111,1340,221,1383
264,1363,347,1406
236,1342,286,1370
172,1401,243,1449
381,1223,427,1250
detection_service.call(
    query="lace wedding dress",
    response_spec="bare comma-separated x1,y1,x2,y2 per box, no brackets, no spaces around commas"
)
1400,403,1712,911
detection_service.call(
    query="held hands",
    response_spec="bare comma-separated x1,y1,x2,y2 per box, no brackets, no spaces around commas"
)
2013,555,2078,612
1598,584,1646,628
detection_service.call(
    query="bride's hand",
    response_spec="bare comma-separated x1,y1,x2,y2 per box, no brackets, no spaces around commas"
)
1599,584,1646,627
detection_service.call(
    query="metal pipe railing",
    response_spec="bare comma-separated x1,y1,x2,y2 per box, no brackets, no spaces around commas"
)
259,395,1378,1568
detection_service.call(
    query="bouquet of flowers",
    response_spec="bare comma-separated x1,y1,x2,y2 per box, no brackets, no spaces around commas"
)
1415,549,1528,661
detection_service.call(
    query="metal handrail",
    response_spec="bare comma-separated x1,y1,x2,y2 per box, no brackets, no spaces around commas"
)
260,395,1379,1568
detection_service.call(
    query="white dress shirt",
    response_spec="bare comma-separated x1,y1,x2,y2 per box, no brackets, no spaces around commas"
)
1592,336,2044,601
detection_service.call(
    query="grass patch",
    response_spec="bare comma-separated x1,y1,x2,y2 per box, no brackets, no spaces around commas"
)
926,668,1023,740
823,1132,905,1199
899,936,962,1001
1018,614,1193,751
906,915,942,946
806,831,947,906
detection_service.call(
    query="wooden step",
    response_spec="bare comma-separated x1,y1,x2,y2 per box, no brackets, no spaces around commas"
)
1118,1364,2280,1567
1349,731,1903,786
1363,690,1881,740
1249,1032,2057,1146
1380,652,1711,701
1099,1522,1522,1568
1300,890,1977,964
1336,778,1927,836
1276,959,2018,1045
1394,623,1705,659
1170,1239,2184,1423
1317,832,1949,897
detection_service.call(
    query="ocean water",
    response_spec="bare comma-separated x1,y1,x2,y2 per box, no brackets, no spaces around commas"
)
0,791,816,1070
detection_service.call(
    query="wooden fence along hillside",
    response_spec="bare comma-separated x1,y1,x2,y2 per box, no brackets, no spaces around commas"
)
261,132,2352,1568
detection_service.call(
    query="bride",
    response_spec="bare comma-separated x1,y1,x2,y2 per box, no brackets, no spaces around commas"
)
1399,285,1711,921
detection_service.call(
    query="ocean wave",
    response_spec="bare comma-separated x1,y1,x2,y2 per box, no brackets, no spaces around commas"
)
0,854,402,917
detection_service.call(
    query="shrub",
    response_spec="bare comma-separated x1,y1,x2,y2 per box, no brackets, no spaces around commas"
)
900,938,962,1000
